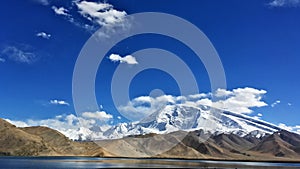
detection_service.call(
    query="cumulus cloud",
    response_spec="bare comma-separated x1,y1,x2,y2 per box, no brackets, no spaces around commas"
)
52,6,69,16
268,0,300,7
1,46,36,64
48,1,130,37
49,99,70,106
211,87,267,114
118,87,268,121
288,103,292,106
119,95,177,121
271,100,281,107
214,88,232,98
76,1,127,26
108,54,138,65
82,111,113,121
36,32,51,39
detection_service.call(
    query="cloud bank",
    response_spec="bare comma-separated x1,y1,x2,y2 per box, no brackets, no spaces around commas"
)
118,87,268,121
6,111,113,140
7,87,299,140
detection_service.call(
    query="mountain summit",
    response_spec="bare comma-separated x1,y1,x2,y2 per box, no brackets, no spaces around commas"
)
102,104,281,139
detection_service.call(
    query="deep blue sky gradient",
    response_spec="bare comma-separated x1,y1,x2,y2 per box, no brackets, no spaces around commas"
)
0,0,299,125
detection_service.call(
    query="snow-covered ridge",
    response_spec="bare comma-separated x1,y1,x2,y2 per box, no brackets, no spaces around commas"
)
101,104,280,139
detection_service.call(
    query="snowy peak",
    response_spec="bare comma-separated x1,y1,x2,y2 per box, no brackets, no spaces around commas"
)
139,105,202,132
103,104,280,139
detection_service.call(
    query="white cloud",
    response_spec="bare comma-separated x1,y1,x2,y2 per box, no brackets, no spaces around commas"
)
118,95,178,121
188,93,209,100
1,46,36,64
117,116,121,120
52,6,69,16
6,113,113,140
278,123,300,134
212,88,267,114
271,100,281,107
51,6,94,32
288,103,292,106
268,0,300,7
36,32,51,39
48,1,130,37
33,0,49,6
76,1,127,26
253,113,263,120
82,111,113,121
118,87,268,121
108,54,138,65
5,119,29,127
0,58,5,63
279,123,293,131
214,88,232,98
50,99,70,106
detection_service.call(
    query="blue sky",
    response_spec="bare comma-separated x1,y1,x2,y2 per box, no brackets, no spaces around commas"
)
0,0,300,133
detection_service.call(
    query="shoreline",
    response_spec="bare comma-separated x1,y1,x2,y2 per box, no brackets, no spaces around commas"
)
1,155,300,163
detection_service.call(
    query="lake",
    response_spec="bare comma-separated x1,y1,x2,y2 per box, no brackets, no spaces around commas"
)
0,157,300,168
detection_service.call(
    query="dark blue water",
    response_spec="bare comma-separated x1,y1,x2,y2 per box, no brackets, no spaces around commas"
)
0,157,300,168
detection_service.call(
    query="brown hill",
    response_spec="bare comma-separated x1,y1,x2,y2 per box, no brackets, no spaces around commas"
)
1,118,300,161
0,118,111,156
95,129,300,161
213,133,254,150
0,119,49,156
250,130,300,158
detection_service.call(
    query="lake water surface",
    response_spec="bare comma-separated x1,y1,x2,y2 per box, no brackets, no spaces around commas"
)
0,157,300,168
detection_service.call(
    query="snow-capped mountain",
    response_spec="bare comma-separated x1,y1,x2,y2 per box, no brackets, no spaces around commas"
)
102,104,281,139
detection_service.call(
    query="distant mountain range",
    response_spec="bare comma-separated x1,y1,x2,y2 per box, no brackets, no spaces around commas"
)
96,128,300,160
102,104,281,139
1,117,300,161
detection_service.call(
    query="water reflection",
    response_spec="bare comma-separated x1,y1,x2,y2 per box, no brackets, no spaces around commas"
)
0,157,300,168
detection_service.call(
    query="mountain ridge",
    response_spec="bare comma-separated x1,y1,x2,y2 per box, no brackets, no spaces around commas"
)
1,118,300,161
102,104,281,140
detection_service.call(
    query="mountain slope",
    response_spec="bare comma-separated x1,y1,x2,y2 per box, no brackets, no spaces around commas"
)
250,130,300,158
0,119,50,156
0,118,111,156
103,104,280,139
97,129,300,160
1,118,300,161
